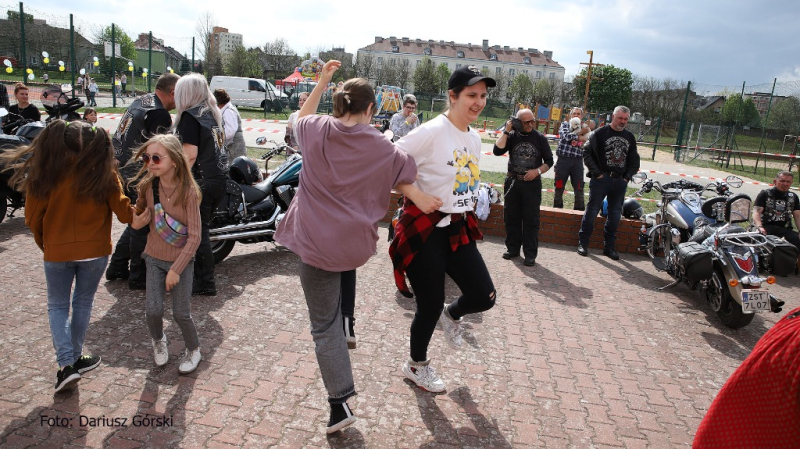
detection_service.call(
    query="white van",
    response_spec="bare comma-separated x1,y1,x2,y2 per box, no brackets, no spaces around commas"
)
209,76,288,111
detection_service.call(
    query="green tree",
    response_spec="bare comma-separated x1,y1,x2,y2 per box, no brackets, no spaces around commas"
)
412,56,437,97
95,25,137,77
721,94,761,127
434,63,451,95
532,78,556,106
766,96,800,133
507,73,533,106
225,45,261,78
572,64,633,112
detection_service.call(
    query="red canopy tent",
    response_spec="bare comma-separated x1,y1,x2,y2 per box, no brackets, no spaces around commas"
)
275,69,306,87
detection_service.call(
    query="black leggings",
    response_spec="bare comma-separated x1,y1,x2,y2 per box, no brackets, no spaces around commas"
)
405,225,496,362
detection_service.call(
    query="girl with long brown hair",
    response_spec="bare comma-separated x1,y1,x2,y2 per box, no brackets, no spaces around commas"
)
4,120,148,393
127,134,203,374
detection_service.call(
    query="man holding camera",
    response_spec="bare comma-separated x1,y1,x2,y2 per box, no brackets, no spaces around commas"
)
578,106,640,260
554,107,590,210
494,109,553,267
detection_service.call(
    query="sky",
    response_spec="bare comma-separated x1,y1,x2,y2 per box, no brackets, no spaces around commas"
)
14,0,800,93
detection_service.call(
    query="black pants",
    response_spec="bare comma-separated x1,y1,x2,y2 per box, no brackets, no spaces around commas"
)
553,156,585,210
194,178,226,289
503,177,542,260
405,225,495,362
340,269,356,317
108,181,148,282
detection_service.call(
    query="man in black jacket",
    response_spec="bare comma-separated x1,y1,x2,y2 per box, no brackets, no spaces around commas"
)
578,106,640,260
493,108,553,266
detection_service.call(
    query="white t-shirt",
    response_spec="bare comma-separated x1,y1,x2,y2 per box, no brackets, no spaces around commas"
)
396,114,482,227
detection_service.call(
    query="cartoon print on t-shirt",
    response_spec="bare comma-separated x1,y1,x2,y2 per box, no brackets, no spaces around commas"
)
449,147,479,196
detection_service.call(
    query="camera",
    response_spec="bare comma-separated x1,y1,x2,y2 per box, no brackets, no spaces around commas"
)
510,116,523,132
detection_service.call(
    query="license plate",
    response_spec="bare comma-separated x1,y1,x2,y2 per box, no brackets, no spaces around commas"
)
741,290,770,312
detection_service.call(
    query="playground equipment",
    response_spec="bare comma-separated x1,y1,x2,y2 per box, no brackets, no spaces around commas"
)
375,85,405,117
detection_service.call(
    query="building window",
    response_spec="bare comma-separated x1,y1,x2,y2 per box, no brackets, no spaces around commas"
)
456,63,461,69
509,69,515,76
377,57,383,66
549,72,555,79
490,53,497,61
457,51,464,58
424,48,431,55
389,58,396,66
523,57,531,64
523,70,528,74
416,60,421,66
536,71,541,78
496,67,502,74
392,45,399,52
482,66,489,73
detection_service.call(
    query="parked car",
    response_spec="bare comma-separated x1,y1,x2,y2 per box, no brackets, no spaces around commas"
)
209,76,288,111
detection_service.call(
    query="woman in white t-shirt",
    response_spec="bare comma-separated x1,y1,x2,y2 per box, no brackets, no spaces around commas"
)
392,66,498,394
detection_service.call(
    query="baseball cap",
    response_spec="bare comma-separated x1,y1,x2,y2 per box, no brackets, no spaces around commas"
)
448,65,497,90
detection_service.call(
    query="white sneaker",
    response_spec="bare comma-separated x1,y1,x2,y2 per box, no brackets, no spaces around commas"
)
402,360,446,393
178,348,201,374
439,308,463,349
152,334,168,367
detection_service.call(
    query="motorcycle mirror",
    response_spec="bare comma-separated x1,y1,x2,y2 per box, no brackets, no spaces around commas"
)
0,107,7,118
383,129,394,141
631,172,647,184
725,175,743,188
255,136,267,145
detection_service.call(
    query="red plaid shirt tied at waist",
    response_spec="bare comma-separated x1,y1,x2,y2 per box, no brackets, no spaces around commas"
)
388,200,483,297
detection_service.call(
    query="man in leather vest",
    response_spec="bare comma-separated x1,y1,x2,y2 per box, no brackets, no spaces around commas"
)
106,73,179,289
753,170,800,272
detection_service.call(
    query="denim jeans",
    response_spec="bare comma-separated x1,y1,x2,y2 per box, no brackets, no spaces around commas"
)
579,175,629,249
299,261,356,404
144,255,199,350
44,256,108,368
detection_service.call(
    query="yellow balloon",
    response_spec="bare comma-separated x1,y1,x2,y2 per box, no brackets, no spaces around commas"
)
142,73,147,78
43,57,49,64
169,69,174,74
93,61,99,67
59,66,65,72
26,68,33,74
5,67,12,74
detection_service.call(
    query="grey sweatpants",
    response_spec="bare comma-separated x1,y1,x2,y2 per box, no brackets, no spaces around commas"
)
144,254,199,350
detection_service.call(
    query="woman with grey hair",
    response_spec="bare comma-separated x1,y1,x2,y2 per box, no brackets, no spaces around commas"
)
173,73,227,297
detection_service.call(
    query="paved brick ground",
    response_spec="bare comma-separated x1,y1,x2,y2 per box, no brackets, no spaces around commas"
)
0,216,797,448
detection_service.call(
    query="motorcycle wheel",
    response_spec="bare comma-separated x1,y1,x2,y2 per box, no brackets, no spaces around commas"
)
0,196,7,223
211,240,236,265
706,268,754,329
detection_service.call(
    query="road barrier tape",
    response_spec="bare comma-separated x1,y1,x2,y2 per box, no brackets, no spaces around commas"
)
636,141,799,159
97,113,285,124
480,183,660,203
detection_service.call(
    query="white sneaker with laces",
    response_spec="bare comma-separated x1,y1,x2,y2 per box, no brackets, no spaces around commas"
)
439,308,464,349
402,359,446,393
152,334,168,367
178,348,201,374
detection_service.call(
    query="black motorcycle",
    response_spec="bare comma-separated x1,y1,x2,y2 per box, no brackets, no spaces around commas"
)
0,84,84,223
209,141,301,263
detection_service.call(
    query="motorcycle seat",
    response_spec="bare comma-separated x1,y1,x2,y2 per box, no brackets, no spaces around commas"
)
253,178,274,196
240,184,268,204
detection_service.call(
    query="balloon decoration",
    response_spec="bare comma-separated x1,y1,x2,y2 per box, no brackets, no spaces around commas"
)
80,68,86,75
5,67,11,74
2,59,11,73
93,56,99,67
26,68,33,74
58,61,65,72
42,51,49,64
27,73,34,81
142,67,149,79
128,61,134,72
167,66,173,74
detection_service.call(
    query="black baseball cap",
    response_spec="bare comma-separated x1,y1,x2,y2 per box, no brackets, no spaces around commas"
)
448,65,497,90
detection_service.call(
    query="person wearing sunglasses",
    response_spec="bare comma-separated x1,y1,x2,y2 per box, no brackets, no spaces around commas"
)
389,94,419,141
107,73,179,290
493,108,553,267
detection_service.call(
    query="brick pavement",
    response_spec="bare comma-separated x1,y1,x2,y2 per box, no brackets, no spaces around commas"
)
0,216,797,448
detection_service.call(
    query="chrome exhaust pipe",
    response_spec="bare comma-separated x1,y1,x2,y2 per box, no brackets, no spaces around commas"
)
209,207,281,236
210,228,275,242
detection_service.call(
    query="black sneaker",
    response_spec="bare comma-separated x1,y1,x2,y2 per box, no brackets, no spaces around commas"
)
128,279,146,290
577,245,588,257
192,286,217,296
106,266,129,281
603,248,620,261
502,251,520,260
343,316,356,350
73,355,101,374
326,402,356,434
54,365,81,393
